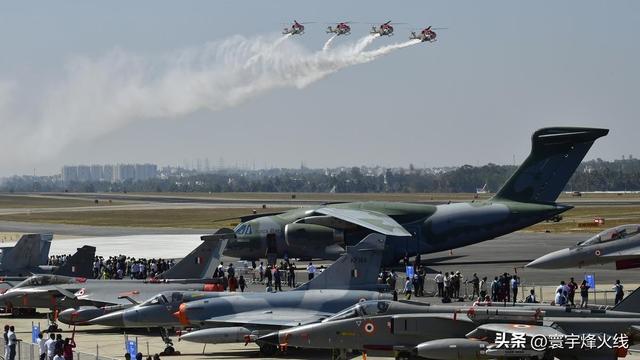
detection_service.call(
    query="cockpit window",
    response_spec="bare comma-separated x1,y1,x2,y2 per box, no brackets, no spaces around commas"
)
141,294,168,307
322,306,360,322
171,292,183,303
234,224,253,235
581,225,640,246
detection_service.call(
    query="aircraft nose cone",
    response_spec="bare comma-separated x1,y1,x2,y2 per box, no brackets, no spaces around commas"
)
526,248,572,269
258,332,280,346
88,311,124,327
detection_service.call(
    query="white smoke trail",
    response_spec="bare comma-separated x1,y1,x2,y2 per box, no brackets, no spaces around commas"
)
0,33,419,165
322,35,337,52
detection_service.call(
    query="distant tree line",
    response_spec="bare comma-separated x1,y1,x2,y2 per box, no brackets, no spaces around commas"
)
2,158,639,194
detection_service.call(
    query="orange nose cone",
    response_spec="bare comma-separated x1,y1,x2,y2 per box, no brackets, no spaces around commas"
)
172,303,190,326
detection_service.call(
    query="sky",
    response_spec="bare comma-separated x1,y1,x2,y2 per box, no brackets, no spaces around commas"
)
0,1,638,176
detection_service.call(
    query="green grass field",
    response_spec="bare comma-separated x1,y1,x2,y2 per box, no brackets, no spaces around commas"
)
0,207,291,228
0,194,124,208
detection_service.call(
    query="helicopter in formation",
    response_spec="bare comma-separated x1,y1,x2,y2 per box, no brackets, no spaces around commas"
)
370,21,401,36
326,21,352,36
410,26,444,42
282,20,311,36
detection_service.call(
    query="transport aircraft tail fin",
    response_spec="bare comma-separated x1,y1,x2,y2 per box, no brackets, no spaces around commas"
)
492,127,608,204
295,233,386,291
612,286,640,313
53,245,96,278
158,229,231,279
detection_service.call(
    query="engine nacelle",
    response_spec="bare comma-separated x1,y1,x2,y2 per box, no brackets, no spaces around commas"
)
284,223,344,247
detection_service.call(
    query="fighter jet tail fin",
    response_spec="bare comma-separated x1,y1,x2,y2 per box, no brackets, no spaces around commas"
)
157,229,231,279
0,233,53,271
493,127,608,204
294,233,386,291
612,286,640,313
53,245,96,278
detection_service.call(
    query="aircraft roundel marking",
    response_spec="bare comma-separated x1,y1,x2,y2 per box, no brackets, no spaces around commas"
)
595,249,602,256
363,321,376,335
359,298,367,303
75,288,85,296
512,324,530,329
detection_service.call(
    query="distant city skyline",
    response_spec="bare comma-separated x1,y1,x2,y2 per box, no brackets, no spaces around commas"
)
0,1,637,176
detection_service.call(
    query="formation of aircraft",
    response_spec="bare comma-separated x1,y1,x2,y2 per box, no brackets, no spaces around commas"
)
527,224,640,270
89,234,390,355
259,292,640,359
224,127,609,266
279,19,441,41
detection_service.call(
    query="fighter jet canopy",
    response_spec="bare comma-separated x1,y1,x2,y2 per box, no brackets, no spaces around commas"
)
322,300,391,322
581,224,640,246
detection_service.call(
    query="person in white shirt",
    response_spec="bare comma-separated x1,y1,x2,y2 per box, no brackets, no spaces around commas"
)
37,332,46,360
53,351,64,360
306,262,316,280
434,272,444,297
555,281,567,305
7,326,17,360
45,333,56,360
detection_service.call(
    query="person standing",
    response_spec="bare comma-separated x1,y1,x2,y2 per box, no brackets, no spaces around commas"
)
45,333,56,360
238,275,246,292
3,325,9,360
443,272,451,299
62,338,75,360
567,277,578,306
258,262,265,283
510,275,520,304
434,271,444,297
274,267,283,292
613,280,624,305
403,277,413,300
306,262,316,280
37,332,46,360
288,263,296,287
479,276,488,300
7,325,17,360
470,273,480,299
580,279,591,308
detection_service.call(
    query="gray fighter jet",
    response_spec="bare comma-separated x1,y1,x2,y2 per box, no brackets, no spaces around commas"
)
527,224,640,270
89,233,392,355
225,127,609,266
261,289,640,359
0,233,93,277
0,230,230,324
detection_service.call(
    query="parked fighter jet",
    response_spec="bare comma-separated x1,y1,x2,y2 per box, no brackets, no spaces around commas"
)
0,230,230,323
225,127,608,266
0,233,58,276
89,233,392,355
261,289,640,360
527,224,640,270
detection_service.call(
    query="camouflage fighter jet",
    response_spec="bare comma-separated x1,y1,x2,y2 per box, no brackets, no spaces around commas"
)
89,233,392,355
261,289,640,359
0,230,231,325
225,127,609,266
527,224,640,270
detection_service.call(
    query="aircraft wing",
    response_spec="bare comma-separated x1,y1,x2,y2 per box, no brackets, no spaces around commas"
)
203,308,333,328
314,208,411,237
467,323,565,339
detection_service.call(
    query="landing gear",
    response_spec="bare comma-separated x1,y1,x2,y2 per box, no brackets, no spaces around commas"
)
159,328,179,356
395,351,419,360
330,348,348,360
258,342,278,357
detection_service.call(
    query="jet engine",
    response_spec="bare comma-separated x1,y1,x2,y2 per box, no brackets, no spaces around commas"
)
284,223,344,247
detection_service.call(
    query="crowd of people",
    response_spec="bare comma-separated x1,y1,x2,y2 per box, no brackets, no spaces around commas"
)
49,254,177,280
91,256,175,280
212,260,305,292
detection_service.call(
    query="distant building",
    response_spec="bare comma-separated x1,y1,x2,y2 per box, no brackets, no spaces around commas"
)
61,163,158,183
61,166,78,183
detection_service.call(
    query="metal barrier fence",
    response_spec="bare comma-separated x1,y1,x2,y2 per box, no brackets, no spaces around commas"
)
0,340,118,360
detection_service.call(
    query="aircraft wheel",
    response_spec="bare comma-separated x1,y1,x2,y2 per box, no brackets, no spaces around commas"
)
162,346,175,356
259,343,278,357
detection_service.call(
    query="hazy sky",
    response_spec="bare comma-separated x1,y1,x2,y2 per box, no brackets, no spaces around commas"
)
0,1,638,176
